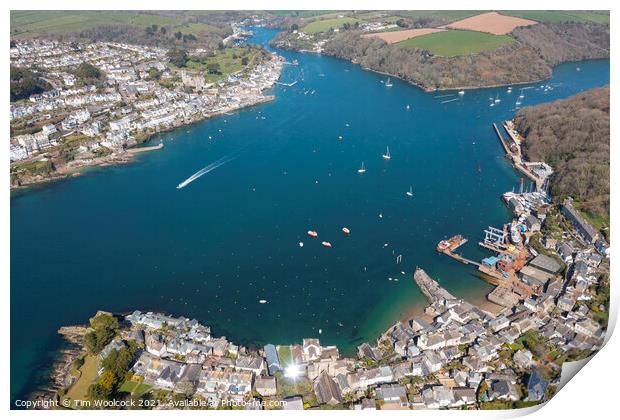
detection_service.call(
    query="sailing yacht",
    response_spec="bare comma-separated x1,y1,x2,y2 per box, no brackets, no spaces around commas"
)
385,77,393,87
406,186,413,197
382,146,391,160
494,94,501,103
357,162,366,174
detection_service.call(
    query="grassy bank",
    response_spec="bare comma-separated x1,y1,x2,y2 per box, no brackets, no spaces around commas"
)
398,29,514,57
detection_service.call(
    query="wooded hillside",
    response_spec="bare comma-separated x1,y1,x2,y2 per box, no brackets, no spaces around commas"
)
514,87,609,219
292,21,609,91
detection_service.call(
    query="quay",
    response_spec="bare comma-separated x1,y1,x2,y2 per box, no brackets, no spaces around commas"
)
491,122,544,191
127,142,164,154
413,268,455,303
437,235,481,267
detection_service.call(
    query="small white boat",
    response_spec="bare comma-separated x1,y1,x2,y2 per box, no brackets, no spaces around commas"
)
406,104,410,110
406,186,413,197
342,227,350,235
458,90,465,96
338,135,343,140
515,101,521,106
299,242,304,247
259,299,268,304
321,241,332,248
382,147,391,160
385,77,393,87
307,230,318,238
494,94,501,103
357,162,366,174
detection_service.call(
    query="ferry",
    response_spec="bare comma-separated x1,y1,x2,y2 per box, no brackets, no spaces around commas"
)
385,77,393,87
307,230,318,238
406,186,413,197
382,146,391,160
357,162,366,174
321,241,332,248
342,227,350,235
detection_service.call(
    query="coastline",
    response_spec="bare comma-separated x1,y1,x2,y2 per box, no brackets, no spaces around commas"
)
282,42,605,93
9,95,276,192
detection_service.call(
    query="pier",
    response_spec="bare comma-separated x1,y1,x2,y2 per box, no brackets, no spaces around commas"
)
127,142,164,154
492,122,544,191
437,235,481,267
413,268,455,303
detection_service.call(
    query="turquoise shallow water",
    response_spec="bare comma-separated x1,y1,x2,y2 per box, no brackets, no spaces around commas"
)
10,27,609,402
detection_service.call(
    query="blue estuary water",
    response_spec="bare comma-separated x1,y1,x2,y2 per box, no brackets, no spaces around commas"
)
10,27,609,401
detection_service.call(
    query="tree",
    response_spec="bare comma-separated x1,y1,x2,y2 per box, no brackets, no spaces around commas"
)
160,26,167,35
174,31,183,40
206,62,221,74
84,313,119,354
241,57,249,66
167,48,188,67
10,67,46,102
87,383,112,401
102,347,135,380
148,68,161,80
73,63,102,82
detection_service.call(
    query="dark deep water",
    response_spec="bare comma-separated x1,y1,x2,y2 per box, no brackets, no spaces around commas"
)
10,27,610,401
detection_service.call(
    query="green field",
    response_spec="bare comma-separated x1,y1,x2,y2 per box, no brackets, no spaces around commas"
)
11,11,180,37
171,22,219,36
65,355,99,404
119,379,152,396
398,29,514,57
302,17,360,34
501,10,610,24
277,345,293,366
180,47,263,83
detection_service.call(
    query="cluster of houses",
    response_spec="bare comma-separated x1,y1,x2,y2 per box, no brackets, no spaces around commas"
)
10,37,284,166
91,254,604,410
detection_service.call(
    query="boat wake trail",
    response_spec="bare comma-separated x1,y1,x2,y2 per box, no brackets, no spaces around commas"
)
176,154,237,189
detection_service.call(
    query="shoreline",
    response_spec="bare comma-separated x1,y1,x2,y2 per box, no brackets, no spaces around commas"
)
283,43,606,93
9,95,276,192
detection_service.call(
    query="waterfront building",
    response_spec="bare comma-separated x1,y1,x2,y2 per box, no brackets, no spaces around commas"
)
263,344,281,375
528,254,562,275
560,199,600,244
313,371,343,406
